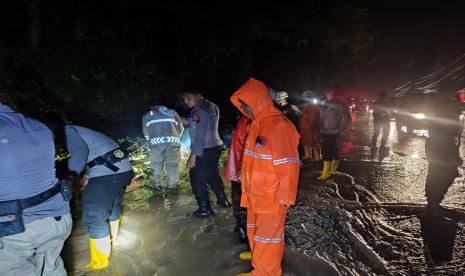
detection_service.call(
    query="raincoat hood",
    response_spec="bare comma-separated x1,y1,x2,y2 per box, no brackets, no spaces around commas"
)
231,78,282,120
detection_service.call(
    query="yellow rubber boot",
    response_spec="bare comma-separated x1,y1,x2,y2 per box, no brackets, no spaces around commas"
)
317,161,332,180
239,250,252,261
86,236,111,270
237,272,252,276
330,160,340,175
109,219,121,246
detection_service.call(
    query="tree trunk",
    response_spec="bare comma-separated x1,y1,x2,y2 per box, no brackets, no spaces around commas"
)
29,0,41,50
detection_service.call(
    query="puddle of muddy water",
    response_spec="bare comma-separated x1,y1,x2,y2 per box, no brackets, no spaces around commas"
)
63,192,252,276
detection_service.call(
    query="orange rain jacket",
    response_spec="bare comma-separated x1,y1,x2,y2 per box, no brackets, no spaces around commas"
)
231,78,300,213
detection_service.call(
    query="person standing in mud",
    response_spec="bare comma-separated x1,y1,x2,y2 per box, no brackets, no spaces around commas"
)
142,105,184,191
370,91,392,158
317,88,351,180
181,90,231,218
231,78,300,276
64,124,133,270
224,115,252,243
0,103,72,276
424,91,463,211
275,91,303,128
300,91,322,161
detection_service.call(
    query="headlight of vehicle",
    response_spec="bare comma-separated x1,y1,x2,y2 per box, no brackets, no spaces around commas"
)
412,113,426,120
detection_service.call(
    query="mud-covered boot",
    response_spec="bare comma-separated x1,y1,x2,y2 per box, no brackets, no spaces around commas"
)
216,193,232,208
317,161,332,180
330,159,340,175
239,250,252,261
86,236,111,270
193,200,214,218
312,146,321,161
109,218,121,247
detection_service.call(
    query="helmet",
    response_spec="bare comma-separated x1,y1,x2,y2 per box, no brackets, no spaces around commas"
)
276,91,289,101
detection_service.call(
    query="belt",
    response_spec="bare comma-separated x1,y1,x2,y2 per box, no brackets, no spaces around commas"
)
87,147,128,172
20,182,61,209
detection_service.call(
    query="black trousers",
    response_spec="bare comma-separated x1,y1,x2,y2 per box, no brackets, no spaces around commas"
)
320,134,340,161
371,120,390,148
425,162,458,205
231,180,247,230
189,146,226,202
82,170,134,238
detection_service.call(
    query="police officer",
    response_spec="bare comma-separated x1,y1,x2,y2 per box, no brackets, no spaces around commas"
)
0,102,72,276
275,91,303,128
424,91,463,211
64,124,133,270
181,90,231,218
142,105,184,190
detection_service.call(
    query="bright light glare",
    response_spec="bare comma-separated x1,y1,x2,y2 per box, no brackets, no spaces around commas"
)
412,113,426,120
312,98,319,104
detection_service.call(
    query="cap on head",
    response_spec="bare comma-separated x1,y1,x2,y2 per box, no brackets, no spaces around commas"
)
276,91,289,101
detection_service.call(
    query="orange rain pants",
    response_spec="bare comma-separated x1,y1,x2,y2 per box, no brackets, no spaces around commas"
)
247,207,287,276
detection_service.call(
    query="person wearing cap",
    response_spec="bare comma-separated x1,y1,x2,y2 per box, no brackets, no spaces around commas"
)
0,102,72,276
275,91,302,128
181,90,231,218
317,88,351,180
142,105,184,190
64,124,133,270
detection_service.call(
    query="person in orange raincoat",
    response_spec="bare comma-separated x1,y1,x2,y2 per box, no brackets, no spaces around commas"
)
230,78,300,276
224,115,252,243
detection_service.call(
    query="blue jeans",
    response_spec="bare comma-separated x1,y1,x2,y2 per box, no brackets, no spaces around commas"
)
82,171,133,239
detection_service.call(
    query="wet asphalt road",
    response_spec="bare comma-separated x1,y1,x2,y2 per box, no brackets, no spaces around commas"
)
339,112,465,208
335,112,465,275
62,112,465,275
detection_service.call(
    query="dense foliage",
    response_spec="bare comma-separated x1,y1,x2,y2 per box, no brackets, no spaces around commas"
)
1,0,375,130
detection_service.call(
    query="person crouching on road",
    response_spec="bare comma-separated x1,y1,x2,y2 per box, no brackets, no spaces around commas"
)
64,124,133,270
0,103,72,276
181,90,231,218
317,88,351,180
142,105,184,191
224,115,252,243
231,78,301,276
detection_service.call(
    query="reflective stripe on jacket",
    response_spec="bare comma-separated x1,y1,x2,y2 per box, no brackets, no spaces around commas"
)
231,78,300,213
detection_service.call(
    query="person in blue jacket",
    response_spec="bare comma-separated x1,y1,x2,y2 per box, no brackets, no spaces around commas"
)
181,90,231,218
64,124,133,270
0,102,72,276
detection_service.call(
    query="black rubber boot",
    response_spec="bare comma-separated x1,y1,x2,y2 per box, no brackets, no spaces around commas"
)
193,200,214,218
238,227,248,243
216,193,232,208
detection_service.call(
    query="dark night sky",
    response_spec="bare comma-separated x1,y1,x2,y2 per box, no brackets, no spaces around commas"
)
1,0,465,130
1,1,464,91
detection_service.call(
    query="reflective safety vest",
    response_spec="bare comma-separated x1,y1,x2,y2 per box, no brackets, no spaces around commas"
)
142,106,184,146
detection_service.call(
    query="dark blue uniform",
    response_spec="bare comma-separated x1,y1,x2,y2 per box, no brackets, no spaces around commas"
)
188,99,230,217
